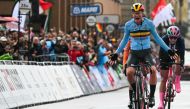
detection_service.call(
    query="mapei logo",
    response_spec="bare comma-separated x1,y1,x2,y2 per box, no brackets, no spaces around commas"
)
73,7,80,14
71,3,102,16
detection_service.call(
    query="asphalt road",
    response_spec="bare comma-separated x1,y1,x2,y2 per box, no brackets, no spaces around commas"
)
26,81,190,109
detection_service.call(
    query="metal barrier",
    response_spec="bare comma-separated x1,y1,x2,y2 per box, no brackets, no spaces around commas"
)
31,53,70,62
0,60,72,66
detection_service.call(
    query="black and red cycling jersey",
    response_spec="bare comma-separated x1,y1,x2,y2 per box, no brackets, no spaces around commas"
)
159,35,185,66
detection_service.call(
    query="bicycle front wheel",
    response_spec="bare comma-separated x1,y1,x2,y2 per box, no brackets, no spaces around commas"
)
144,80,149,109
166,80,172,109
135,75,145,109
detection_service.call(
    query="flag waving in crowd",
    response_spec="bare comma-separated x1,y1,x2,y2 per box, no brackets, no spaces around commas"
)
96,23,103,33
151,0,167,19
39,0,53,14
151,0,176,27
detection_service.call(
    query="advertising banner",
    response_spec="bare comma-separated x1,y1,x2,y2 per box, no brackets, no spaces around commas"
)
61,65,83,97
86,16,96,26
15,65,36,105
0,62,129,108
10,65,34,106
0,75,9,109
21,65,43,104
71,65,95,94
107,67,121,88
0,91,8,109
87,71,102,93
34,65,56,102
71,3,102,16
96,15,119,24
96,65,113,90
0,65,18,108
80,68,97,93
27,65,49,103
89,66,109,91
49,65,74,99
42,66,63,100
108,67,128,87
73,65,102,93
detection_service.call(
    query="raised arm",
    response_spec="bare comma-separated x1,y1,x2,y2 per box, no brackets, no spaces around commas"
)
150,22,170,51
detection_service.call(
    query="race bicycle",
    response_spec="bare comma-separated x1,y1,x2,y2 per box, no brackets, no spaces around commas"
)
130,61,152,109
164,62,181,109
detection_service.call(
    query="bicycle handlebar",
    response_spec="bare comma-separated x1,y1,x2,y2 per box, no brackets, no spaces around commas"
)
130,64,151,68
160,62,182,66
129,61,152,74
130,61,152,68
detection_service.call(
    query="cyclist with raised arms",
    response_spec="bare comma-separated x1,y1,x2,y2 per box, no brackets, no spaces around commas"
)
158,26,185,109
109,3,177,108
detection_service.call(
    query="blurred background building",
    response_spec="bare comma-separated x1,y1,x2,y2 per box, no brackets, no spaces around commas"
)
39,0,123,33
0,0,190,48
0,0,15,16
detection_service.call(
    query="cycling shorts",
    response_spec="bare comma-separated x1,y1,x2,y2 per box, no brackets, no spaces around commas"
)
160,62,170,70
127,48,154,67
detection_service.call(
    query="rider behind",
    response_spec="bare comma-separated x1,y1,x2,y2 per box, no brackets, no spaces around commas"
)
158,26,185,109
110,3,176,108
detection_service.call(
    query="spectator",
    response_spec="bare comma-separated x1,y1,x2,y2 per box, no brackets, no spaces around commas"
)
96,39,111,87
88,48,97,66
55,37,69,54
0,36,7,55
71,31,81,41
97,39,111,65
18,37,28,60
54,37,63,54
41,39,48,55
67,39,84,63
61,38,69,53
30,37,42,61
46,34,56,61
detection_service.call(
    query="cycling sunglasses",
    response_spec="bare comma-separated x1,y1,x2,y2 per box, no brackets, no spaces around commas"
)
169,36,178,40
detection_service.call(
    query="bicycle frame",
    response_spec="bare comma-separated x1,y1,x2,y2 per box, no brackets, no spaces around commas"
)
164,65,176,109
131,64,150,109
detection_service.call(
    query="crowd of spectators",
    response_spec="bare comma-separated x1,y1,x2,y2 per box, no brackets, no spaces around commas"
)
0,23,160,72
0,24,123,67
